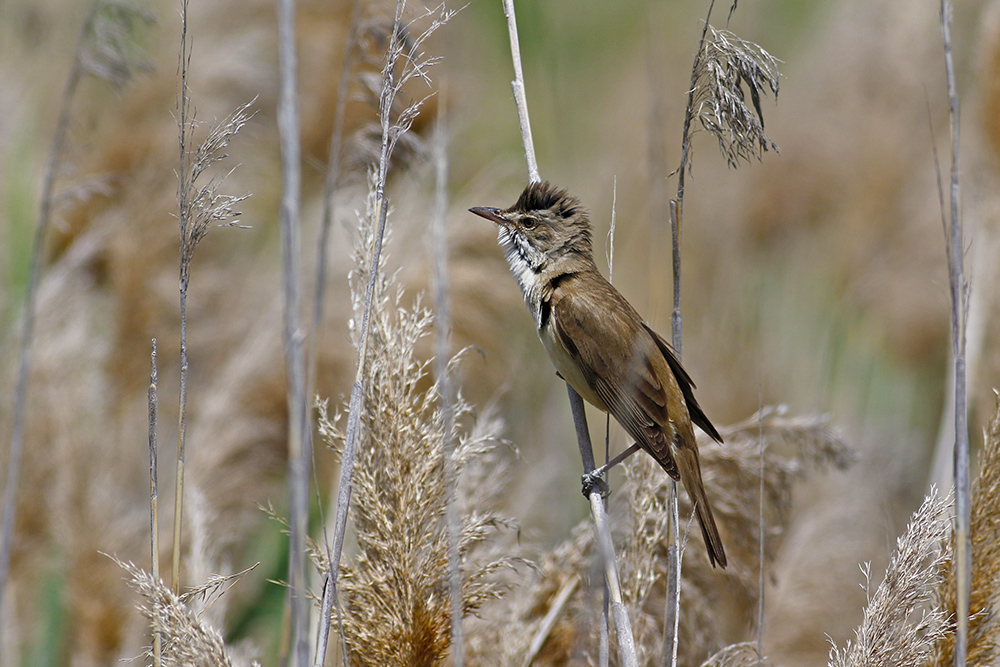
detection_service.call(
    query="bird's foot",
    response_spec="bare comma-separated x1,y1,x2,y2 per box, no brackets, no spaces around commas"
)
581,471,611,499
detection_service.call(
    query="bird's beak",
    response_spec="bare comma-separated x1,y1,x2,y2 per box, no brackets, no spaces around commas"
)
469,206,508,226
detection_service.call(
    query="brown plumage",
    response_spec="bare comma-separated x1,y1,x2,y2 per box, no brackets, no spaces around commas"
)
470,181,727,568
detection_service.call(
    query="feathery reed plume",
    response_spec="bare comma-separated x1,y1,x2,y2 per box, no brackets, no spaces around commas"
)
468,409,848,667
672,0,781,344
626,410,850,667
315,204,520,664
930,394,1000,667
115,558,258,667
325,4,456,662
172,0,254,595
692,26,780,168
827,491,951,667
0,0,151,631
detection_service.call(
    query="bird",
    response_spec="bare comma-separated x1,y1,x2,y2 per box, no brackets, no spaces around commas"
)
470,181,727,568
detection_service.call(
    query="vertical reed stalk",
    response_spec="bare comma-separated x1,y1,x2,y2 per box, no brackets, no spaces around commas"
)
172,0,192,595
275,0,310,663
429,104,464,665
939,1,969,664
499,1,637,662
149,339,161,667
0,1,96,627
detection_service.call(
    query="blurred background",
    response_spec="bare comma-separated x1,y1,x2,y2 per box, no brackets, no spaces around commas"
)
1,0,999,664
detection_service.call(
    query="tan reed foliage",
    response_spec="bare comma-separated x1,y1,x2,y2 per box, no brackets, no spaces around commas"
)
701,642,773,667
115,557,256,667
826,490,951,667
692,25,780,167
826,394,1000,667
314,183,522,667
930,394,1000,667
464,408,851,667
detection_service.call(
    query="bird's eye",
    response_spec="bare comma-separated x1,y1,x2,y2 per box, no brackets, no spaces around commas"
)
522,217,537,229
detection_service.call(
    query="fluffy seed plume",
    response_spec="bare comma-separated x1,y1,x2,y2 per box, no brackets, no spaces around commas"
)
827,491,951,667
692,26,780,166
316,186,521,666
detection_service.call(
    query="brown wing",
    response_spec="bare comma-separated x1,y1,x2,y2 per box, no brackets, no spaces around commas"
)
642,323,723,444
549,273,682,479
549,272,728,567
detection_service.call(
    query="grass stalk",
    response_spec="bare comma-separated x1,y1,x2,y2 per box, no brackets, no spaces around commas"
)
311,3,364,665
172,0,253,615
568,388,639,666
672,0,718,353
602,176,617,667
0,1,96,627
149,339,161,667
501,0,539,184
275,0,311,663
665,4,778,662
325,0,404,637
429,103,464,665
757,403,765,666
500,0,637,661
663,202,682,667
668,0,712,629
172,0,191,596
327,1,455,661
938,1,970,665
521,575,580,667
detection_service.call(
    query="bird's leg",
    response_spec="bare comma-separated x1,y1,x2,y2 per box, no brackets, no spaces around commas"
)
581,442,642,497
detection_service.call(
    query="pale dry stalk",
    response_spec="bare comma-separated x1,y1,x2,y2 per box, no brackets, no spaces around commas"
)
938,1,970,665
324,4,457,665
498,0,638,662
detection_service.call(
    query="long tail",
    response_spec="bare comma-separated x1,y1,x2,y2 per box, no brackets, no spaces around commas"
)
674,437,727,568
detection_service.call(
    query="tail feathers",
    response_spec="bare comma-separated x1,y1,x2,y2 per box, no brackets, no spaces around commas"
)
694,490,727,569
675,445,727,568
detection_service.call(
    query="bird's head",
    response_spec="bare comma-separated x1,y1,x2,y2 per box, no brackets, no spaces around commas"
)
469,181,593,275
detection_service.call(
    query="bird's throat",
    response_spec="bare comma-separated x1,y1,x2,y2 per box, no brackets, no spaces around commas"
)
498,227,547,328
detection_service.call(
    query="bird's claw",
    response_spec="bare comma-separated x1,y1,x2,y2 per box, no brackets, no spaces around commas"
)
581,471,611,499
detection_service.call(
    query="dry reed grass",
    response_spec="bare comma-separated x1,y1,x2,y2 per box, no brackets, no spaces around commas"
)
930,394,1000,667
462,409,851,667
314,181,523,666
0,0,437,661
115,556,258,667
3,0,1000,664
826,491,951,667
826,394,1000,667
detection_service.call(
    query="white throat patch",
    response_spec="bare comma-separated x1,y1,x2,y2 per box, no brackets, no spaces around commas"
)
498,227,545,328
